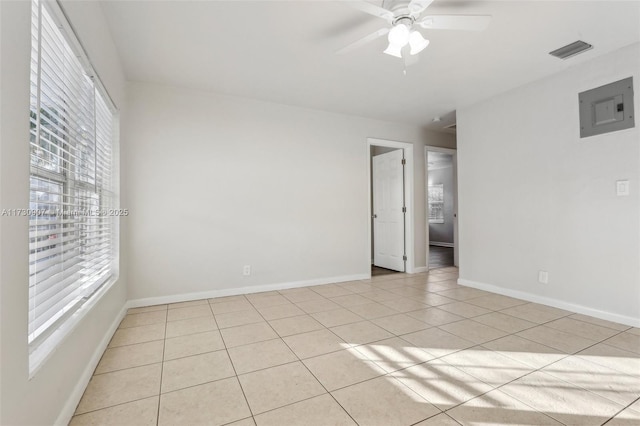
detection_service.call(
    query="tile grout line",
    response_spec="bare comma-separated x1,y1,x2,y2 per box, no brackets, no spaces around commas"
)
211,297,258,422
409,411,462,426
602,395,640,425
72,395,159,419
92,359,163,377
155,309,168,426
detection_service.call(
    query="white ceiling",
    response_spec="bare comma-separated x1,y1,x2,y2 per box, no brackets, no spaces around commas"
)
100,0,640,129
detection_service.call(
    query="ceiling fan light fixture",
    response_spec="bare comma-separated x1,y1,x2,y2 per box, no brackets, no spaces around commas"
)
388,23,410,47
383,42,403,58
340,1,491,63
409,31,429,55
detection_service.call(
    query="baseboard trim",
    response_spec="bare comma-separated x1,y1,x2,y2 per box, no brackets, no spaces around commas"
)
429,242,454,248
458,278,640,328
55,303,128,425
414,266,429,273
128,273,370,308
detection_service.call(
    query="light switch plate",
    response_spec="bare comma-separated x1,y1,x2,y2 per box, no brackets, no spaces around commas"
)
616,180,630,196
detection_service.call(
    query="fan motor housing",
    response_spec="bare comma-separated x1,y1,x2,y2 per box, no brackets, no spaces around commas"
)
384,0,414,15
393,16,415,27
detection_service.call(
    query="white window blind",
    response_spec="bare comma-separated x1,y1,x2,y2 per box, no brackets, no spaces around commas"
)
28,0,117,346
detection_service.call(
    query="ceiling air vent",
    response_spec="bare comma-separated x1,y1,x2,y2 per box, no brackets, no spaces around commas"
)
549,40,593,59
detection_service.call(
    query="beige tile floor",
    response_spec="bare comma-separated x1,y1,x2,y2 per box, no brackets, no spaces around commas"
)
70,267,640,426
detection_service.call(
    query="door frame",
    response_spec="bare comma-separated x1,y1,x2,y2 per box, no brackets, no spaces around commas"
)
367,138,415,274
425,146,459,268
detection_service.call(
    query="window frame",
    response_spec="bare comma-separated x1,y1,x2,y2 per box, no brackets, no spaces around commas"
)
428,184,445,224
28,0,120,375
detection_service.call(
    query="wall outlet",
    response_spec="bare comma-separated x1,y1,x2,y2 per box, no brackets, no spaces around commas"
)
243,265,251,276
616,180,630,196
538,270,549,284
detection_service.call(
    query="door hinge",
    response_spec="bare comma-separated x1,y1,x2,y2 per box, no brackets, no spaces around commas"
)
403,255,407,261
401,158,406,165
402,207,407,213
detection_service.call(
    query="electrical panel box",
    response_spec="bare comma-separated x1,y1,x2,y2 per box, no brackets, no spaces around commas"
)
579,77,634,138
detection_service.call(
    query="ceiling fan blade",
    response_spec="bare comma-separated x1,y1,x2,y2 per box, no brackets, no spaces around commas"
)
348,1,394,23
336,27,389,55
408,0,434,15
418,15,491,31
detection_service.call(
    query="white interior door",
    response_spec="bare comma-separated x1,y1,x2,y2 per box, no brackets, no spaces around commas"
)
453,153,459,267
373,149,405,272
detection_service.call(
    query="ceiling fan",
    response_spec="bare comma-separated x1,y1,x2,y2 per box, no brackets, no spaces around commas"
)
337,0,491,61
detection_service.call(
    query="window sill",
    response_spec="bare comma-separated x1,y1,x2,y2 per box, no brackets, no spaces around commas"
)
28,274,119,378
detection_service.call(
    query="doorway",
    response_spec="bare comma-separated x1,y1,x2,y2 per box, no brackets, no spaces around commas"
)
426,147,458,269
368,138,415,276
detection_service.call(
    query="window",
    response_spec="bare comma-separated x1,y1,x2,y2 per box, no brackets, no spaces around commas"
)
428,184,444,224
28,0,118,366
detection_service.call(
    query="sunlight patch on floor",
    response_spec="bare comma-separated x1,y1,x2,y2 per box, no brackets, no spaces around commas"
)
339,340,640,425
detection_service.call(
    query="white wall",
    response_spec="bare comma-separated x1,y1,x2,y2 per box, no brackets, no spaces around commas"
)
124,82,455,302
0,1,127,424
372,146,400,156
457,43,640,326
